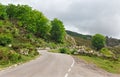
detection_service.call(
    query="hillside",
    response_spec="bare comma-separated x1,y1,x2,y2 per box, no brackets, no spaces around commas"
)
66,30,92,47
67,30,120,47
0,3,69,68
106,36,120,47
66,30,92,40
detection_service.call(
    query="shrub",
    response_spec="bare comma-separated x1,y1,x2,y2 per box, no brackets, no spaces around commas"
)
48,43,57,49
9,52,20,62
0,46,10,60
92,34,106,50
35,38,47,48
0,35,12,46
0,20,3,27
12,28,19,37
17,21,23,27
28,50,39,57
71,49,77,54
12,43,33,50
49,49,59,53
26,33,33,39
100,48,114,57
59,48,70,54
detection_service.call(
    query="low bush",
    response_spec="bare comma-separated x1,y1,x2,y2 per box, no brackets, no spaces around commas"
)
12,43,33,50
0,46,21,63
0,20,3,27
29,50,39,57
47,43,57,49
100,48,114,57
26,33,33,39
0,35,12,46
59,48,71,54
8,52,20,62
35,38,46,48
71,49,77,54
49,49,59,53
0,46,10,60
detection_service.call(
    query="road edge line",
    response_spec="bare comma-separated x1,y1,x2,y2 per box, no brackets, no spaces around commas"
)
64,56,75,77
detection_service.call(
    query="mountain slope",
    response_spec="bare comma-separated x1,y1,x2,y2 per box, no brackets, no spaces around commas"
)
66,30,92,47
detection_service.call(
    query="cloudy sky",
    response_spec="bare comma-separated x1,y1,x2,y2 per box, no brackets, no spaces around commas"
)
1,0,120,38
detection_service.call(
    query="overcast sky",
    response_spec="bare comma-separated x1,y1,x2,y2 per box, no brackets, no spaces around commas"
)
1,0,120,38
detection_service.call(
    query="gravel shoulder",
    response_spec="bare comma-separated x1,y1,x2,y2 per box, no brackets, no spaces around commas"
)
69,56,120,77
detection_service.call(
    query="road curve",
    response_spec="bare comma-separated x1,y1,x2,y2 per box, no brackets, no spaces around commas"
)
0,50,74,77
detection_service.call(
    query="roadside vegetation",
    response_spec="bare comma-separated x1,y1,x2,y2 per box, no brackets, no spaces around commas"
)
0,3,68,69
77,55,120,73
50,31,120,74
74,33,120,73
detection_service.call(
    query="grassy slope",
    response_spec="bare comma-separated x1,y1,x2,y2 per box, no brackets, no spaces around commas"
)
66,30,92,47
77,55,120,73
0,55,39,70
0,20,42,69
66,30,120,74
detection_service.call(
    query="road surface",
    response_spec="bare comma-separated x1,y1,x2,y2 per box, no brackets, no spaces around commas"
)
0,50,74,77
0,50,119,77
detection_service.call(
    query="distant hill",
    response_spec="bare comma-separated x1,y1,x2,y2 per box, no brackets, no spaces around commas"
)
66,30,120,47
66,30,92,40
106,36,120,47
66,30,92,47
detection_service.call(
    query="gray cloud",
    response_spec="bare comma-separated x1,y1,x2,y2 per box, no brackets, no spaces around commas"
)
0,0,120,38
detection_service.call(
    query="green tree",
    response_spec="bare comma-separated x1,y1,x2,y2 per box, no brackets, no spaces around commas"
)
92,34,106,50
16,5,32,21
6,4,51,39
36,15,51,39
50,18,66,43
27,10,51,39
7,4,32,20
23,10,40,33
0,4,7,20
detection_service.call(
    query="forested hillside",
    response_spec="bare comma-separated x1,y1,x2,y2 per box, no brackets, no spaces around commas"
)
0,3,67,67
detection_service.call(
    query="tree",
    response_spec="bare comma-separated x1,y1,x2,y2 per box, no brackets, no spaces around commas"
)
0,4,7,20
92,34,106,50
35,13,51,39
50,18,66,43
6,4,51,39
6,4,17,19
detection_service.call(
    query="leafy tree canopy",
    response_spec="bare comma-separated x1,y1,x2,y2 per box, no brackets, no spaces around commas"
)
92,34,106,50
51,18,66,43
0,4,7,20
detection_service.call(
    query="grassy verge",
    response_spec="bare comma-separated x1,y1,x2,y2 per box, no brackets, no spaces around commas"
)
76,55,120,74
49,47,77,55
49,49,59,53
49,47,120,73
0,55,39,70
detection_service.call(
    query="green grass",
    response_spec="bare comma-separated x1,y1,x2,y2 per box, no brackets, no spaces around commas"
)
49,49,59,53
77,55,120,74
0,55,39,70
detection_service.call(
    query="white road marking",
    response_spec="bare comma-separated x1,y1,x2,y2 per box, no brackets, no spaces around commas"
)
71,57,75,67
64,57,75,77
68,68,71,72
65,73,68,77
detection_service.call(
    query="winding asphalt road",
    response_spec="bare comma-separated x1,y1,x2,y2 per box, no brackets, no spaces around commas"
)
0,50,74,77
0,50,119,77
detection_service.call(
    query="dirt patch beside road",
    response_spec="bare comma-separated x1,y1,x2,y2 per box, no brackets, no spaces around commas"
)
69,56,120,77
